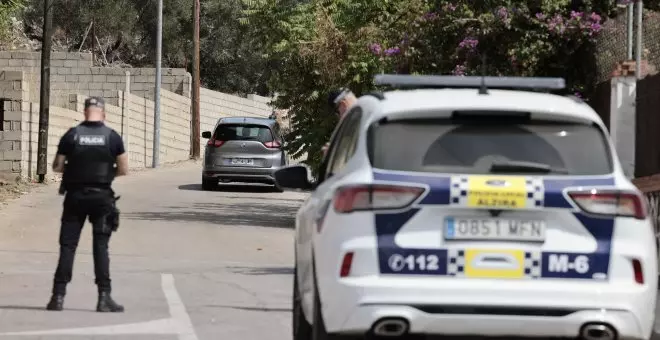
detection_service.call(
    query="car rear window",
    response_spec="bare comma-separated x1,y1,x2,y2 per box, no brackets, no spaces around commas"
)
369,118,613,175
213,124,274,143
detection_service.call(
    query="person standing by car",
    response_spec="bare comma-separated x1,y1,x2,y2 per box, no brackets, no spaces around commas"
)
322,88,358,155
47,97,128,313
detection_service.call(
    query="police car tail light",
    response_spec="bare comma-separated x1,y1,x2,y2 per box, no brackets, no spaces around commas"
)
207,139,225,148
568,190,646,219
333,184,424,213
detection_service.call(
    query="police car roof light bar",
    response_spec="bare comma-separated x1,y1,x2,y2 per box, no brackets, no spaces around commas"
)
373,74,566,91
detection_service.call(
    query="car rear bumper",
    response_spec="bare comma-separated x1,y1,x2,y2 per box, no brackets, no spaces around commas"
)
319,276,656,339
203,166,277,183
342,304,644,339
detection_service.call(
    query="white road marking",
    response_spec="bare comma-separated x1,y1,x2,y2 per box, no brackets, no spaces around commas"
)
0,273,199,340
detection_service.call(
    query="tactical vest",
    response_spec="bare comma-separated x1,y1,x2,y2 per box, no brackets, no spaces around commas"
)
64,123,115,188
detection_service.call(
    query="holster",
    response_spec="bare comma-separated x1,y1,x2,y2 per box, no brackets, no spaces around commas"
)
59,165,68,195
105,195,121,232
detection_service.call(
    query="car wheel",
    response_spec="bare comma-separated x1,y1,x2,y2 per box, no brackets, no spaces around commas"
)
202,178,216,191
312,265,355,340
293,266,312,340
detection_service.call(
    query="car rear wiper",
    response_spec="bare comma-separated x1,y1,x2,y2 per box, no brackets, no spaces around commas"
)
488,160,568,174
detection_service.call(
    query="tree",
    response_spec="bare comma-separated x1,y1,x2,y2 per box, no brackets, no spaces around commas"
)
246,0,614,173
20,0,268,95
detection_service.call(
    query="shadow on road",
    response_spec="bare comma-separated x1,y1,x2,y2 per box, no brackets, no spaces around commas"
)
0,305,91,313
178,183,277,193
228,266,294,276
204,304,291,312
123,202,297,229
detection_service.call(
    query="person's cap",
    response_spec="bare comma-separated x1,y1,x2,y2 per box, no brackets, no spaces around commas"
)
328,88,351,109
84,96,105,110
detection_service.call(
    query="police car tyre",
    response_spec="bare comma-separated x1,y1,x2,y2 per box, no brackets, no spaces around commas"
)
201,178,216,191
312,265,349,340
293,266,312,340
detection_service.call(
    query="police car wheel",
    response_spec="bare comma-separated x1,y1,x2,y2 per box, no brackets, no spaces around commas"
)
201,178,216,191
312,266,347,340
293,266,312,340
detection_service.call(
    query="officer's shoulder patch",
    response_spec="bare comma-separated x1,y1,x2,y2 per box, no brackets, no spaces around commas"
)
78,135,106,146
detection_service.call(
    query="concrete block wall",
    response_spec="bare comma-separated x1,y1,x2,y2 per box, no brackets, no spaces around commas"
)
20,102,81,178
0,71,29,174
19,88,192,178
0,51,192,107
0,68,282,178
199,88,272,152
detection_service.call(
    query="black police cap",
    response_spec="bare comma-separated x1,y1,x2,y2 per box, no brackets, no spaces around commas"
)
84,96,105,109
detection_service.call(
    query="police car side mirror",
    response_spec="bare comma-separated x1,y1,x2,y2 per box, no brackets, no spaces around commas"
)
274,165,315,191
202,131,212,139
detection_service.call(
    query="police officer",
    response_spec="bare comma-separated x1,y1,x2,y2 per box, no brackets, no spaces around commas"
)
47,97,128,312
322,88,358,155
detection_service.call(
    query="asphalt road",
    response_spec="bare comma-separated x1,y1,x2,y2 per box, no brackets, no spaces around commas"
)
0,161,305,340
0,161,658,340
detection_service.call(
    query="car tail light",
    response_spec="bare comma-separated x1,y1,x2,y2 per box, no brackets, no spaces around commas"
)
340,252,354,277
568,190,646,219
263,141,281,148
333,184,425,214
207,139,225,148
632,258,644,284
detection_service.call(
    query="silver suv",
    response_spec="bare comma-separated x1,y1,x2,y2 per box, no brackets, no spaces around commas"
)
201,117,287,191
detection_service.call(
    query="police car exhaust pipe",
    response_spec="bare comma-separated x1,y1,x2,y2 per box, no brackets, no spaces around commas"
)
372,317,409,337
580,323,617,340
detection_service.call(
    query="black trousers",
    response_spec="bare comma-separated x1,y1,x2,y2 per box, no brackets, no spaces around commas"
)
52,188,114,295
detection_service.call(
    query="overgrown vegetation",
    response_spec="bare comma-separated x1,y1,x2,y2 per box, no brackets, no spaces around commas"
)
0,0,652,171
244,0,632,171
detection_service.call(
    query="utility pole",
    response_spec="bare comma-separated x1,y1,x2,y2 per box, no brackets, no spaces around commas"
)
152,0,163,168
37,0,53,183
635,0,643,80
627,2,634,59
191,0,201,159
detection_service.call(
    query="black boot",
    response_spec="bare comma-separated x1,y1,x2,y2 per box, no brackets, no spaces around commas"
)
96,292,124,312
46,294,64,311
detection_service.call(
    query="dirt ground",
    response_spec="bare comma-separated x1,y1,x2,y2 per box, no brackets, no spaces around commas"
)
0,175,41,205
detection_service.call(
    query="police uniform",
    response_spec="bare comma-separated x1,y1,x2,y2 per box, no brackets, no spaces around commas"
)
47,97,125,312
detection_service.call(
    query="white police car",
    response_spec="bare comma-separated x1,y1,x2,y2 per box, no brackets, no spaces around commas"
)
275,75,658,340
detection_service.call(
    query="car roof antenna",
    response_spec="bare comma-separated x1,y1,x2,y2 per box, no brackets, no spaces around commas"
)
478,53,488,95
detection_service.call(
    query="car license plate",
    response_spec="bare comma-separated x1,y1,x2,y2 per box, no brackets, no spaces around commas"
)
231,158,254,165
445,217,546,241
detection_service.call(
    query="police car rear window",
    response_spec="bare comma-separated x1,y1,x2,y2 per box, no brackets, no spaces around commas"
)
213,124,274,143
369,119,613,175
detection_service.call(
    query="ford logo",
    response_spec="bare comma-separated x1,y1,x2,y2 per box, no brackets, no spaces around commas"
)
486,179,509,187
